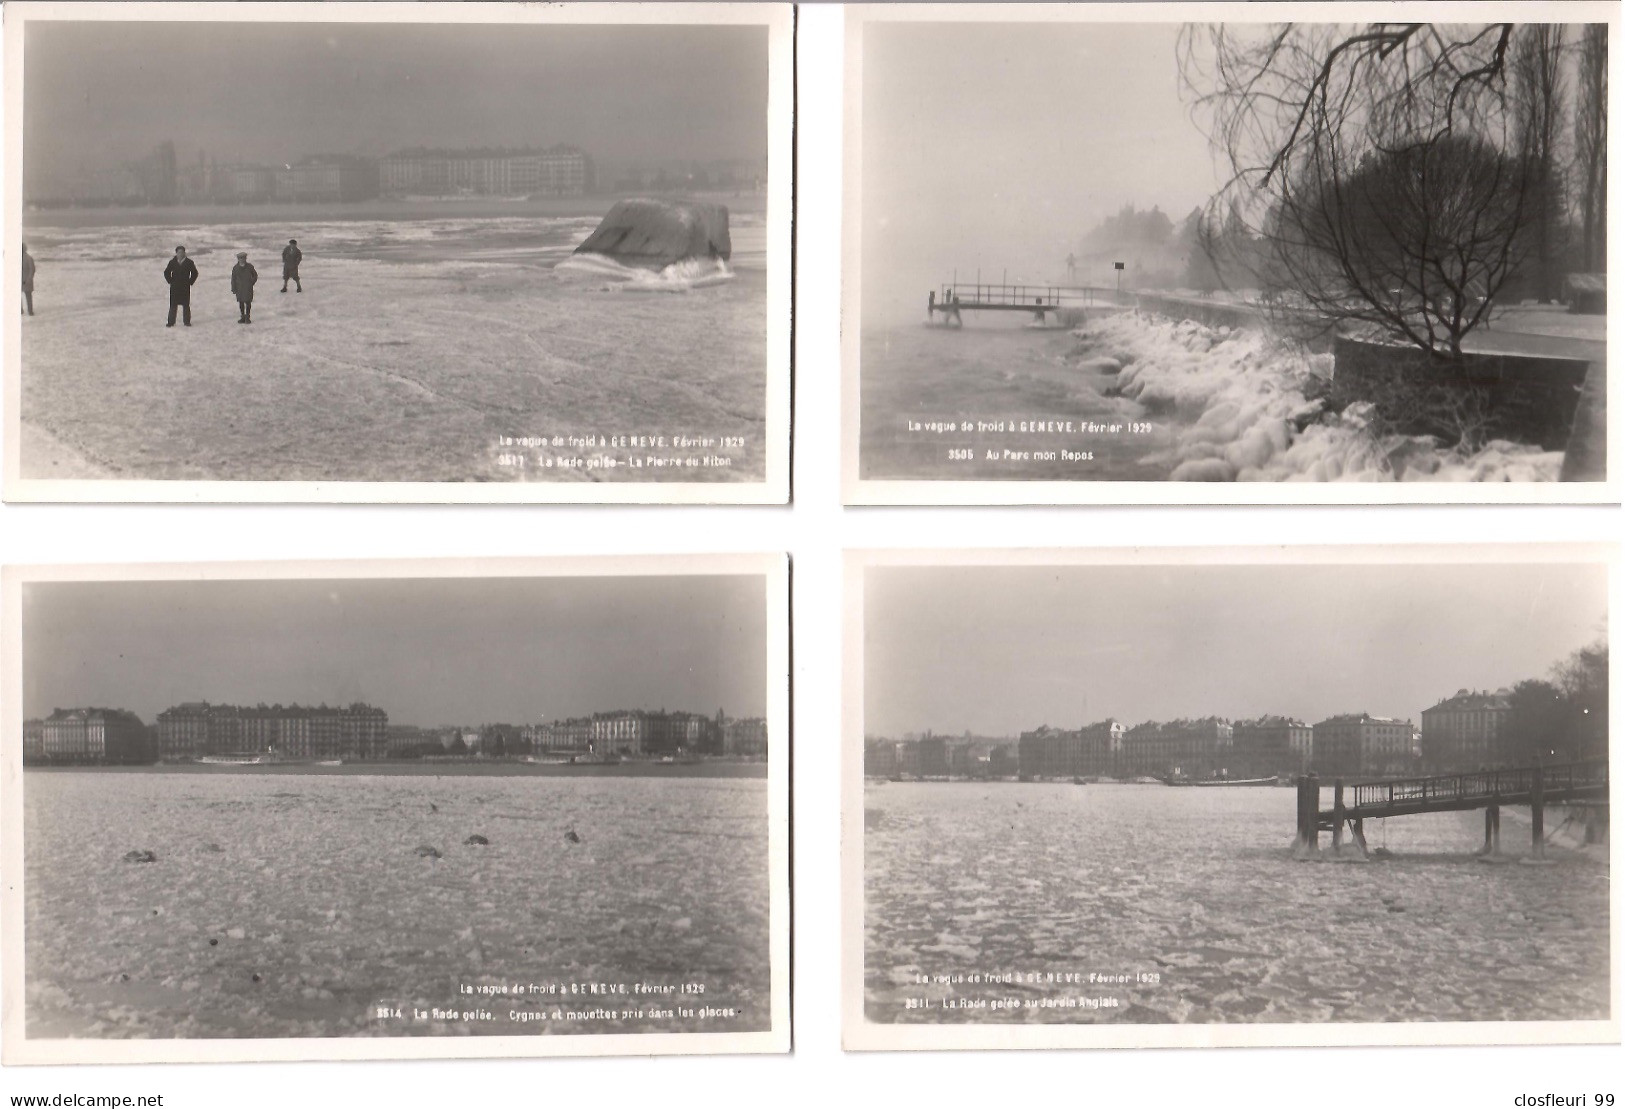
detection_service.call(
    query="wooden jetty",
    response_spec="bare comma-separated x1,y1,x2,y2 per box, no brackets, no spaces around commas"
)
928,281,1128,326
1292,760,1608,861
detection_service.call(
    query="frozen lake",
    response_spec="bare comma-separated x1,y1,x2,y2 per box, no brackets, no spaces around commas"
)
19,209,768,482
24,771,771,1038
864,781,1609,1024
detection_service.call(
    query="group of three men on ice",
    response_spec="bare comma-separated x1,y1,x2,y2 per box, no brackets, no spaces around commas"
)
162,238,303,327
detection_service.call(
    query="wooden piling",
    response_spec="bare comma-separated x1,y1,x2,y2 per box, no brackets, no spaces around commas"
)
1482,803,1501,857
1530,765,1545,860
1349,817,1370,858
1293,774,1319,858
1332,779,1345,854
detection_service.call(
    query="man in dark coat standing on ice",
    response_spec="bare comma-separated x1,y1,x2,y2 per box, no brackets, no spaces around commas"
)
281,238,302,292
164,245,198,327
21,243,35,316
231,251,258,323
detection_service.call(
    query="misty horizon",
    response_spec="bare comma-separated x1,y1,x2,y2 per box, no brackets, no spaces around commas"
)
23,21,768,199
865,562,1607,739
861,22,1222,326
22,575,769,727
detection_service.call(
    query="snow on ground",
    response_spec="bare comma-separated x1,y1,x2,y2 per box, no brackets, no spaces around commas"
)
24,772,771,1038
19,216,767,482
1080,313,1563,482
865,783,1609,1024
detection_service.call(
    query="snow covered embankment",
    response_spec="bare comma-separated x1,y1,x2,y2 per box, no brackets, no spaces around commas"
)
1077,313,1561,482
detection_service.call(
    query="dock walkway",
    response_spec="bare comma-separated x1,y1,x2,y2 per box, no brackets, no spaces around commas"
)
928,282,1128,325
1292,760,1608,860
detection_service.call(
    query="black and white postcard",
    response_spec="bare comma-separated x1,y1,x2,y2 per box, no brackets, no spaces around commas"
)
844,546,1616,1049
2,554,790,1063
3,2,791,503
842,4,1618,504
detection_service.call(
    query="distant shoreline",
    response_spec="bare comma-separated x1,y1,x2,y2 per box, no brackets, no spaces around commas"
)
22,191,768,230
22,759,768,780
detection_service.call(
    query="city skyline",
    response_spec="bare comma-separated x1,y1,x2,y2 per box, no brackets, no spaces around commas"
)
23,20,769,199
865,562,1607,738
23,575,768,726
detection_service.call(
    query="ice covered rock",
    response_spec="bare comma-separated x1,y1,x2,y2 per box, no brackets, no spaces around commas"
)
1169,457,1236,481
122,849,157,864
414,845,442,859
464,834,490,846
1074,355,1123,375
572,199,731,270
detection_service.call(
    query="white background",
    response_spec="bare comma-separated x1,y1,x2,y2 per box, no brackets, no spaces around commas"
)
1,5,1621,1106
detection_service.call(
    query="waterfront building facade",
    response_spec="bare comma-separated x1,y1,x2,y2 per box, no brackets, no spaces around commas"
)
1018,719,1126,779
915,736,950,778
524,709,723,757
23,718,45,762
273,158,379,203
524,717,594,753
723,716,769,757
865,738,900,777
1120,718,1234,779
1232,717,1314,778
156,702,388,761
379,146,593,197
1420,688,1513,771
36,707,153,764
1312,713,1416,778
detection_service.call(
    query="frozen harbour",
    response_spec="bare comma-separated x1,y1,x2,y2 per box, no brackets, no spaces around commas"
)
24,771,771,1038
19,208,768,482
864,782,1609,1024
859,311,1567,482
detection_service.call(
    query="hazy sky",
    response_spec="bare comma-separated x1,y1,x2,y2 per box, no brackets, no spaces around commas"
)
865,562,1608,738
862,22,1221,323
23,575,767,727
23,21,768,195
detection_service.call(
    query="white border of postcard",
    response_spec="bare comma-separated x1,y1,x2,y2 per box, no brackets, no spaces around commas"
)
2,552,791,1063
1,2,792,505
840,3,1623,505
842,544,1621,1050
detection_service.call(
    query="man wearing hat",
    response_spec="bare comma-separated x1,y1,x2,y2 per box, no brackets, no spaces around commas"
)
163,245,198,327
281,238,302,293
231,251,259,324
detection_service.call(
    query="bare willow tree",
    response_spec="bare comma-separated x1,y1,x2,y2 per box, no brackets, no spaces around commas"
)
1573,24,1608,274
1178,24,1538,361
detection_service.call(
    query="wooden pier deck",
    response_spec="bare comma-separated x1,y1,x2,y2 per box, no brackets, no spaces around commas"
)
928,281,1128,325
1293,760,1608,861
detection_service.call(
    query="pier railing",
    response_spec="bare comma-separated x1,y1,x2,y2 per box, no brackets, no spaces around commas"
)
1347,759,1608,817
929,281,1132,323
937,282,1127,309
1293,759,1608,861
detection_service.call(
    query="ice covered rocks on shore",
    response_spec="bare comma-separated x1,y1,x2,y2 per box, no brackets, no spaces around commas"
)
121,849,157,864
1074,313,1562,483
414,845,442,859
464,834,490,846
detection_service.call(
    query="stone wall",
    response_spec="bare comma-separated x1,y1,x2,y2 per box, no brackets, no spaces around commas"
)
1134,293,1263,333
1332,337,1590,452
